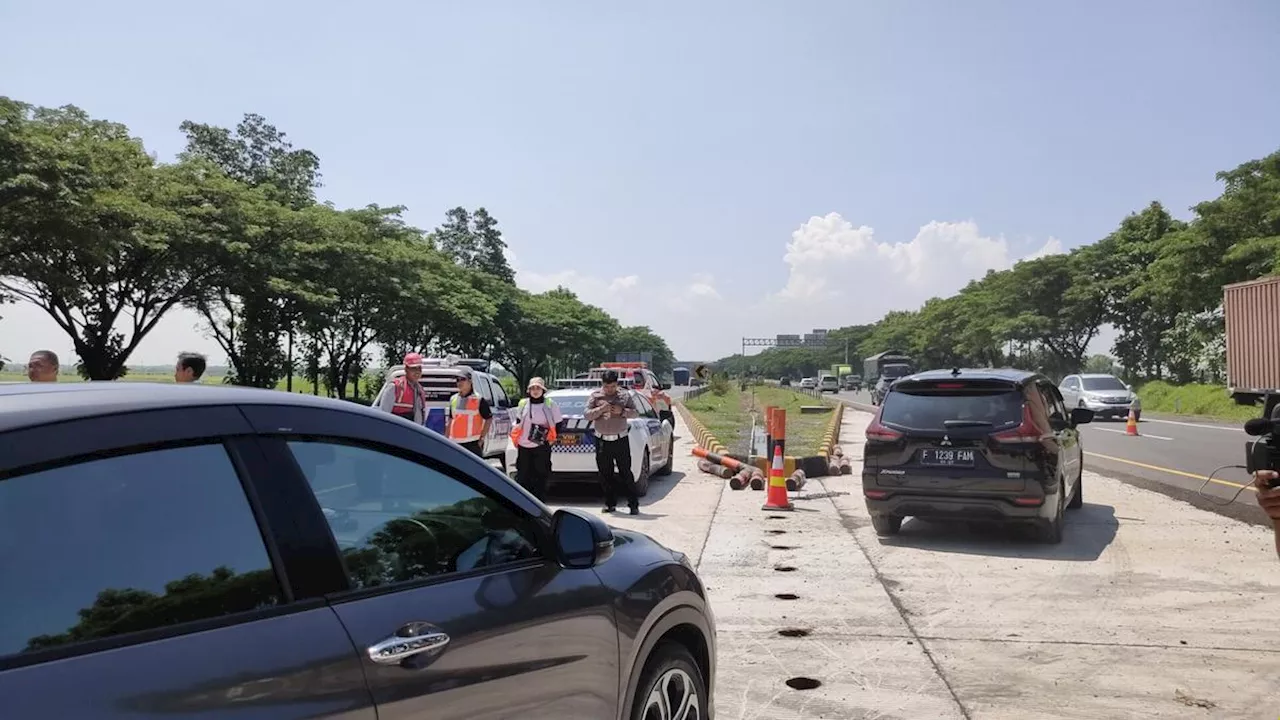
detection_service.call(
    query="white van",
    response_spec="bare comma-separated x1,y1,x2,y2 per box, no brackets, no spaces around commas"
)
376,358,515,471
818,374,840,393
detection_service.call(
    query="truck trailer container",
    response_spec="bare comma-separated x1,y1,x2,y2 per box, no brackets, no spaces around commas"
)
1224,275,1280,406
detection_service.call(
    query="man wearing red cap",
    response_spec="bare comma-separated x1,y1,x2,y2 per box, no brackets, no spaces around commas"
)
376,352,426,424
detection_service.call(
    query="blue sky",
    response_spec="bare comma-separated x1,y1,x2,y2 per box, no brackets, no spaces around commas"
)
2,1,1278,364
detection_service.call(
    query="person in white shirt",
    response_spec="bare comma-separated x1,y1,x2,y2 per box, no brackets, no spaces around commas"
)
510,377,562,501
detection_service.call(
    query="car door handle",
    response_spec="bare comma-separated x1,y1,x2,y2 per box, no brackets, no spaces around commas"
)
367,622,451,665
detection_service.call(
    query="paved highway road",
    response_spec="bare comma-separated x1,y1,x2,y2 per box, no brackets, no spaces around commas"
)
834,389,1269,524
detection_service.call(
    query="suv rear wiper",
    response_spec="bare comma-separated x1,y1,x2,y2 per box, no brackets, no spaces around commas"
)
943,419,994,428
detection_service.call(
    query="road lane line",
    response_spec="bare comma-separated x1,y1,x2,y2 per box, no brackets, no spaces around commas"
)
1083,451,1255,492
1089,427,1173,440
1142,417,1245,433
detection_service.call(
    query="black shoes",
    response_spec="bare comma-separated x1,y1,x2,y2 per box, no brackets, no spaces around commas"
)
629,505,639,516
603,506,616,513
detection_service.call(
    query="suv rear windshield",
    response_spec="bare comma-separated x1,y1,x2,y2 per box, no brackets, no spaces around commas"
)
880,385,1023,431
1081,376,1126,391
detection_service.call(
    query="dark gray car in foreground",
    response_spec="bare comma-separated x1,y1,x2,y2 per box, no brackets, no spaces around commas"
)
862,368,1092,543
0,383,715,720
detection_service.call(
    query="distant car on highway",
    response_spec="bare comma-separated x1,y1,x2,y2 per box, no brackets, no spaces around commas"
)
799,377,816,389
545,388,674,496
1058,373,1139,421
818,374,840,393
0,382,716,719
862,368,1092,543
779,376,792,386
843,374,863,391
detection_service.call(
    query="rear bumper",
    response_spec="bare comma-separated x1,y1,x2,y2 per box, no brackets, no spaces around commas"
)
862,474,1056,522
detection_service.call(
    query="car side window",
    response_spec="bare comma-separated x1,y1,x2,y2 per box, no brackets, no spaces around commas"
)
473,375,495,404
1063,377,1078,391
634,393,657,418
1039,384,1068,423
287,440,541,590
0,444,280,660
491,379,509,409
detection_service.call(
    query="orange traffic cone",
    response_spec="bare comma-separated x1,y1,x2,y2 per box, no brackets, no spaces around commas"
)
762,445,793,511
1125,408,1139,436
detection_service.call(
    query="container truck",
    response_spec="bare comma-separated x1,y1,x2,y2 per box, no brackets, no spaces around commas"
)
1224,276,1280,406
863,350,914,383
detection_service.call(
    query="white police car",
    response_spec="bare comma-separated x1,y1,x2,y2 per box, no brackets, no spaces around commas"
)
545,388,674,496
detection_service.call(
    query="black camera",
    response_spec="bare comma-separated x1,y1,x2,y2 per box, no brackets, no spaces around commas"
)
1244,394,1280,487
526,423,549,445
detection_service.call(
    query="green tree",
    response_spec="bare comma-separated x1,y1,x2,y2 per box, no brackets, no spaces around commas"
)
179,114,323,388
434,206,517,285
609,325,676,376
0,100,223,379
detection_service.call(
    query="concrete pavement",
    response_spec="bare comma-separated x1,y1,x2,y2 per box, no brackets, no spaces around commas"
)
550,404,1280,718
834,389,1270,525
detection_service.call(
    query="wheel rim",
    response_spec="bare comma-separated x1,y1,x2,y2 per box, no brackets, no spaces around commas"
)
642,667,701,720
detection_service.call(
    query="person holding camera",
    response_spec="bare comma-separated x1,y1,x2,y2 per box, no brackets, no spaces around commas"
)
510,377,562,502
1254,470,1280,558
586,369,641,515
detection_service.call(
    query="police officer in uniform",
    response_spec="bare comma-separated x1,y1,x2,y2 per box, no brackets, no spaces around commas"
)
585,369,640,514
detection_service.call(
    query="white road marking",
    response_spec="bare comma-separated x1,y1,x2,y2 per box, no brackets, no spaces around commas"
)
1140,417,1245,433
1089,427,1172,440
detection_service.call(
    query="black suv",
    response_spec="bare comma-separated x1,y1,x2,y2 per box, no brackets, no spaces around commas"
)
0,383,715,720
862,368,1092,543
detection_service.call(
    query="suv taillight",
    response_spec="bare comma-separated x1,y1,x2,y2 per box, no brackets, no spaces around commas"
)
865,409,903,441
992,405,1042,444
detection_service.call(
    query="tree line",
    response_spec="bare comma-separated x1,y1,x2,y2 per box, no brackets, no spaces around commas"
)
717,149,1280,384
0,98,675,396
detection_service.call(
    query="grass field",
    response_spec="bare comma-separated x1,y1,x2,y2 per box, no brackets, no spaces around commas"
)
682,384,830,456
1136,381,1259,423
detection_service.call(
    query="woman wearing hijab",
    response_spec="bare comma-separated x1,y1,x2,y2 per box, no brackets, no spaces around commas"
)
510,377,563,501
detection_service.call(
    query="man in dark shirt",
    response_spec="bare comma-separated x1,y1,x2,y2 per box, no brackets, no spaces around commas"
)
448,368,494,458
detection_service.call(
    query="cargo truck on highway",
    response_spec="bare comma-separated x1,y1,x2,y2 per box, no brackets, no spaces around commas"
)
1224,275,1280,406
672,367,690,386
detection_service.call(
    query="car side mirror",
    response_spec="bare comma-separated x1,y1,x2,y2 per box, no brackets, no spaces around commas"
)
1070,407,1094,426
552,508,615,569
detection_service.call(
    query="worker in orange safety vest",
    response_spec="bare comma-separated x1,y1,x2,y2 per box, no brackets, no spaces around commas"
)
447,368,494,457
375,352,426,424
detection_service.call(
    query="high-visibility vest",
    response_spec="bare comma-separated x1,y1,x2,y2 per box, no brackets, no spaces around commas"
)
448,393,486,443
391,377,419,418
510,398,559,445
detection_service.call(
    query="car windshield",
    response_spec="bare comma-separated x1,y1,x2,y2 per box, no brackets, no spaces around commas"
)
550,394,590,416
1082,376,1127,391
882,364,911,378
880,388,1023,431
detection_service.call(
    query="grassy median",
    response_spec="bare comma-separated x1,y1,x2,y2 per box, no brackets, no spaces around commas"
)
682,383,832,456
1136,381,1258,423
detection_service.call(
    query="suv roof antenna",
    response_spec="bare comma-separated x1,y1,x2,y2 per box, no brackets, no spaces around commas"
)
951,367,961,376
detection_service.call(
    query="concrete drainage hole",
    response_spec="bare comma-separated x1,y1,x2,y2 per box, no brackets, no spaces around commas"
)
777,627,811,638
770,545,796,550
766,515,787,520
766,529,787,535
774,565,798,572
786,677,822,691
774,593,800,600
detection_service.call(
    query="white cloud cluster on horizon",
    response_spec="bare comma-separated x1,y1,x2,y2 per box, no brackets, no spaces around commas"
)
514,213,1065,360
0,213,1071,367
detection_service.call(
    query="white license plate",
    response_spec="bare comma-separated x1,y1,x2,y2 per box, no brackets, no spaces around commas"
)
920,448,976,467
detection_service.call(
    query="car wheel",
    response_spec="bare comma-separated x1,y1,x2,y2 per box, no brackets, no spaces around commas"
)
871,514,902,536
630,641,709,720
656,436,674,476
1068,466,1083,509
636,449,651,497
1036,481,1066,544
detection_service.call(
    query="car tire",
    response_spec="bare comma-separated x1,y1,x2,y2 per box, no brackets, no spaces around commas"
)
636,449,651,497
1036,482,1065,544
656,436,674,476
871,514,902,536
630,641,709,720
1068,468,1083,509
